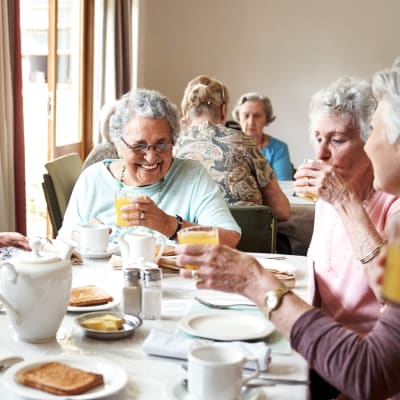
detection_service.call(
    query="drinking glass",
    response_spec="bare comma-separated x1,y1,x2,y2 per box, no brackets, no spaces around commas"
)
115,189,134,228
177,226,219,269
295,159,319,202
382,216,400,304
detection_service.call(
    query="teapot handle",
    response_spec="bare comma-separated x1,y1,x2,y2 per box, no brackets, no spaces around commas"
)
0,263,20,323
155,235,166,263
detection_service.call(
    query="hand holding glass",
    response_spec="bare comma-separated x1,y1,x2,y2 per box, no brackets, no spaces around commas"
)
177,226,219,269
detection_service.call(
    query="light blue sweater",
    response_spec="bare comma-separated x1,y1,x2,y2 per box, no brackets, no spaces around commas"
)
59,158,240,238
262,136,292,181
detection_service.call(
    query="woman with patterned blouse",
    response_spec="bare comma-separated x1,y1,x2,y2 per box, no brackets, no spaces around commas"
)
175,75,289,221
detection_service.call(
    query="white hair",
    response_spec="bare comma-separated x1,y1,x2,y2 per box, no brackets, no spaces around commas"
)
309,77,376,142
372,58,400,144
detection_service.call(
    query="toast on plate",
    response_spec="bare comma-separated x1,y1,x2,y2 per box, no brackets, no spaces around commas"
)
69,285,113,307
16,361,104,395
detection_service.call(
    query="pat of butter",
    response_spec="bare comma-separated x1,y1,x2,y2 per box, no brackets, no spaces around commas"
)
81,314,124,331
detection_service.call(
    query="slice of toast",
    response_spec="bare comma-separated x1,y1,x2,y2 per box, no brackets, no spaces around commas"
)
69,285,113,307
17,361,104,395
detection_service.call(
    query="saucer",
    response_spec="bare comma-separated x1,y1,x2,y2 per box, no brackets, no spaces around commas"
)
81,243,119,259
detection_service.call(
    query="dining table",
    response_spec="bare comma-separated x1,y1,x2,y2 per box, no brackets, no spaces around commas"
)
0,251,311,400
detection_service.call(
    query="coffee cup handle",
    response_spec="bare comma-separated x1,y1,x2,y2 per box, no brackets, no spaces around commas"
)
241,357,260,386
155,235,166,262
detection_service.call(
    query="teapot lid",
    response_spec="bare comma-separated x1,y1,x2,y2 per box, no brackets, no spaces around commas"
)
18,238,61,264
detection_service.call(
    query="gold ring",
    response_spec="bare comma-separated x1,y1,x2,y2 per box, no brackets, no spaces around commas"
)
191,269,201,282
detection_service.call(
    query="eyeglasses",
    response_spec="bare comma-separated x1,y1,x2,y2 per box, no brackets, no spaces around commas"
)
121,137,173,153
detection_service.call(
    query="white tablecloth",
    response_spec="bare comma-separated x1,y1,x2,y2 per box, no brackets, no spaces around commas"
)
0,254,310,399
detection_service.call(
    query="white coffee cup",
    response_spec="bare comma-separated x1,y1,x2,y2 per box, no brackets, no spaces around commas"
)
119,232,166,268
188,346,260,400
80,224,110,254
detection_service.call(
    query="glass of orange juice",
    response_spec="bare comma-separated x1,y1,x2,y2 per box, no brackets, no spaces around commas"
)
382,216,400,304
177,226,219,269
295,159,319,202
115,189,134,227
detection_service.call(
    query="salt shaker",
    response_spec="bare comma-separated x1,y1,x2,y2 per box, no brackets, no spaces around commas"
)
141,267,162,320
122,268,141,316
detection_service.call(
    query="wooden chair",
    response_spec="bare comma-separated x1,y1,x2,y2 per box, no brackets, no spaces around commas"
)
229,205,277,253
42,153,82,236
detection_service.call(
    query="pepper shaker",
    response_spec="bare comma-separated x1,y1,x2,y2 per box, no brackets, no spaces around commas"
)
122,268,141,316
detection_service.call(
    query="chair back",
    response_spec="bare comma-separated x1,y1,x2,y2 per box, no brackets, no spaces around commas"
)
42,153,82,236
229,205,277,253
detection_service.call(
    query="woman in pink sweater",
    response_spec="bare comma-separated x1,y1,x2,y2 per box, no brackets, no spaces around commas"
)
177,59,400,400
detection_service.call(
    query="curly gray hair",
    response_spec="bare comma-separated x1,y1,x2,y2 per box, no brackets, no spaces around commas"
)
232,92,276,126
309,77,376,142
109,88,180,146
372,57,400,144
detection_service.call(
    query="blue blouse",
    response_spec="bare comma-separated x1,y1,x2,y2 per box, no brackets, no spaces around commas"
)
262,136,292,180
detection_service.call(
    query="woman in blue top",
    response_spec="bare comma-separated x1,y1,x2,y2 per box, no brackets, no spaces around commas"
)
233,93,293,181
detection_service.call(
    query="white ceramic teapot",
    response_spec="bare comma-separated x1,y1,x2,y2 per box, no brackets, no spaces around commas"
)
119,232,166,268
0,238,73,343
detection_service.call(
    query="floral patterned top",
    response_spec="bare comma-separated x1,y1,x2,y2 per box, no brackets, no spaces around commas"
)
175,121,275,205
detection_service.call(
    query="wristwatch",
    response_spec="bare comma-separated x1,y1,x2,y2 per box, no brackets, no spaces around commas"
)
263,286,290,320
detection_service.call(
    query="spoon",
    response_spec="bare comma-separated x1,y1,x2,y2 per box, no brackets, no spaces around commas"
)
181,378,275,391
194,296,257,310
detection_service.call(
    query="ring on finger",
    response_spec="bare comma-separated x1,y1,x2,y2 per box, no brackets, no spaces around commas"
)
191,269,202,283
139,211,145,220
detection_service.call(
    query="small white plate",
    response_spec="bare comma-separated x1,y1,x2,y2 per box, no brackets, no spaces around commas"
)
179,311,274,341
81,243,119,259
3,354,127,399
75,311,142,340
68,298,121,313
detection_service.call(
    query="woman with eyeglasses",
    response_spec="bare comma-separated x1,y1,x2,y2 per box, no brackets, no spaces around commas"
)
59,89,241,247
175,75,290,221
232,92,293,181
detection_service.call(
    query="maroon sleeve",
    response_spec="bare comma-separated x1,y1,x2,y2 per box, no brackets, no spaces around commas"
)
290,306,400,400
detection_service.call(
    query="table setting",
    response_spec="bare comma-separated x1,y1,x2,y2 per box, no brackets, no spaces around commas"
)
0,230,310,399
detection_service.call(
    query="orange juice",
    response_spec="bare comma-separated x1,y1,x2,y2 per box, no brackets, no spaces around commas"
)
178,227,219,269
382,244,400,304
115,194,131,227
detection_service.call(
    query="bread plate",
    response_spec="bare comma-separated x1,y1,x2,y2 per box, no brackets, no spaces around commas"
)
68,298,121,313
3,354,127,399
75,311,142,340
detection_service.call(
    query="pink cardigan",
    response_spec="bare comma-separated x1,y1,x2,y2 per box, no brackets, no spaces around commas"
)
308,191,400,334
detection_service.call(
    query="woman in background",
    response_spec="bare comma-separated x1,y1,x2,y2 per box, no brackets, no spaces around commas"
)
177,59,400,400
233,92,293,181
176,75,289,221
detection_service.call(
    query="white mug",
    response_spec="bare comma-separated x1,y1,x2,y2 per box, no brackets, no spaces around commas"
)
119,232,166,268
188,346,260,400
80,224,110,253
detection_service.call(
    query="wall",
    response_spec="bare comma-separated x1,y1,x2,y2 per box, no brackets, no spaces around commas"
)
137,0,400,166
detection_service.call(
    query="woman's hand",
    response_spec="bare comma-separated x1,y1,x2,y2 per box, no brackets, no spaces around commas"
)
176,244,273,304
294,160,352,205
121,195,174,236
0,232,31,251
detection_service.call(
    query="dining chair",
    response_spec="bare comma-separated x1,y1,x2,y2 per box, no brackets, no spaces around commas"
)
229,205,277,253
42,153,82,236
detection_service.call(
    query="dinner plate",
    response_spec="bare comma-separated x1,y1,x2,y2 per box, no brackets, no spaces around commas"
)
3,354,127,399
75,311,142,340
179,311,274,341
68,297,121,313
80,243,119,259
254,256,296,273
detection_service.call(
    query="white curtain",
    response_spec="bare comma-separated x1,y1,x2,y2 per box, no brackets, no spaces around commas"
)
93,0,133,144
0,1,16,230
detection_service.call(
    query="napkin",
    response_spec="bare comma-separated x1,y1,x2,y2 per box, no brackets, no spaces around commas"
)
42,240,83,265
142,329,271,371
0,351,23,371
110,254,122,269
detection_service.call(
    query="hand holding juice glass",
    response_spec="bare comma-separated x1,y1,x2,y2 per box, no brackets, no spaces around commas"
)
177,226,219,270
382,216,400,304
294,159,319,202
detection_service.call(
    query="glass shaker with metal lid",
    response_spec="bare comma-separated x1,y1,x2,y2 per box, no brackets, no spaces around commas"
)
141,267,162,320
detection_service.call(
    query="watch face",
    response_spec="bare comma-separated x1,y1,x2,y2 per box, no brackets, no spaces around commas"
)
266,294,278,310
